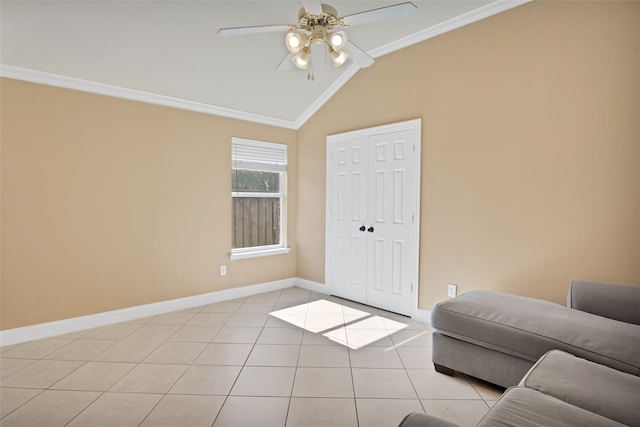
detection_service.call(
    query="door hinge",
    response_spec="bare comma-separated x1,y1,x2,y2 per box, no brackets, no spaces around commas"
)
411,283,413,292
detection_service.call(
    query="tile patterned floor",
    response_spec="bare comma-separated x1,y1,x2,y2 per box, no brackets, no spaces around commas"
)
0,287,504,426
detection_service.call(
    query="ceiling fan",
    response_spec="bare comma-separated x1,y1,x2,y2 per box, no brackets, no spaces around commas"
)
218,1,417,77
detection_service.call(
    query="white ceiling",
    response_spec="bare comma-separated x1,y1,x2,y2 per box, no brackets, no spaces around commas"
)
1,1,527,129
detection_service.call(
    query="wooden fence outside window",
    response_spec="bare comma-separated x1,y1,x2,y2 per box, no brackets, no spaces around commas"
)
232,197,281,248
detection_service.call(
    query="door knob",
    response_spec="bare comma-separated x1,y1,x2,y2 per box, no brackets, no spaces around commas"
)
359,226,366,232
367,227,374,233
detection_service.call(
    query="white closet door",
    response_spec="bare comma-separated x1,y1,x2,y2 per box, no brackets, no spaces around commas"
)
326,136,369,303
326,119,421,317
365,130,417,315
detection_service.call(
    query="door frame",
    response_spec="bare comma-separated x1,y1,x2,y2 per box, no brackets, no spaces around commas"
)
325,118,422,318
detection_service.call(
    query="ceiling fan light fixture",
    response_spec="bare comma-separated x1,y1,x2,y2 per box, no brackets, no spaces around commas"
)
328,30,348,50
292,47,311,69
329,48,349,67
285,31,307,53
220,1,418,74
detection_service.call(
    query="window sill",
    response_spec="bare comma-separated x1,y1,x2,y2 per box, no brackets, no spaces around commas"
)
230,247,291,260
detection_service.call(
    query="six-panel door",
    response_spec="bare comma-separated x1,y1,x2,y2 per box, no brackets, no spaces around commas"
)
326,121,420,316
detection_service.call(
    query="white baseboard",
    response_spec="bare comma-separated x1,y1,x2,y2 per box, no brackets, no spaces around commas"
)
294,278,329,294
0,277,430,346
0,278,296,347
413,308,432,325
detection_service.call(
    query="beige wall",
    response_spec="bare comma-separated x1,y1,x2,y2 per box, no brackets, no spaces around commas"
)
2,1,639,330
1,80,297,329
296,1,640,309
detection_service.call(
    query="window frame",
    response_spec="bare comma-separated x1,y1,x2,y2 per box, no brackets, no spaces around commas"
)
230,138,290,260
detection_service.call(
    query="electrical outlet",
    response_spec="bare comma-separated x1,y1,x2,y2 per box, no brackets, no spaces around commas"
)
220,265,227,276
447,284,457,298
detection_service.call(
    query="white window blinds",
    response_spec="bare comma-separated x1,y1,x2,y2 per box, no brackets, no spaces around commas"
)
232,138,287,172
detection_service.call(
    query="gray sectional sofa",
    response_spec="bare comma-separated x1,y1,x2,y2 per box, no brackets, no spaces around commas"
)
398,280,640,426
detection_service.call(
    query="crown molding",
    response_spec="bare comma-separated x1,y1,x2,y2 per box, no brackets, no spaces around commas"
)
0,65,298,130
293,0,531,129
1,1,530,131
369,0,531,59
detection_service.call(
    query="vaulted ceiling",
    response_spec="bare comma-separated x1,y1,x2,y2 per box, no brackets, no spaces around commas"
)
1,1,527,129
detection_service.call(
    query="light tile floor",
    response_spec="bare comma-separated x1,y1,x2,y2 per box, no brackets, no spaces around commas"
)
0,287,504,426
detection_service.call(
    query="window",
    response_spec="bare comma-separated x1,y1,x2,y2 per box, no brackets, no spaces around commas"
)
231,138,289,260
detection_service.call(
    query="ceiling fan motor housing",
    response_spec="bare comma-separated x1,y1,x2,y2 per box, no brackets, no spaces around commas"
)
298,4,340,30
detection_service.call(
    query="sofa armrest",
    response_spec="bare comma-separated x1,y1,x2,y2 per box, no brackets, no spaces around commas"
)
567,280,640,325
398,412,461,427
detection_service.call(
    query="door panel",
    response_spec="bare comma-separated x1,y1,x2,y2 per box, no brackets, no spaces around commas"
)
392,239,404,296
327,137,368,303
373,237,385,292
365,130,416,315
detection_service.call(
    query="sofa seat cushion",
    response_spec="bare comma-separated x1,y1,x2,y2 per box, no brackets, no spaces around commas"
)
431,291,640,376
476,387,625,427
520,350,640,426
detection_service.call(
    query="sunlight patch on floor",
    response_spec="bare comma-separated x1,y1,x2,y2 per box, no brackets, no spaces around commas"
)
269,299,408,349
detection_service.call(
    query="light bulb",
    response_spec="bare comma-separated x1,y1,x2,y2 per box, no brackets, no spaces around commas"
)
328,31,347,50
330,49,349,67
286,32,305,54
292,47,311,69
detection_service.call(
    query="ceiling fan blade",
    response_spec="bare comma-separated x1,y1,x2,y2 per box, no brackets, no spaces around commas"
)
277,53,295,71
345,41,374,68
341,2,417,27
301,0,323,16
218,24,291,37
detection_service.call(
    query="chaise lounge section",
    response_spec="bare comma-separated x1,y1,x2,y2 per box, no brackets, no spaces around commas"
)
430,280,640,388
